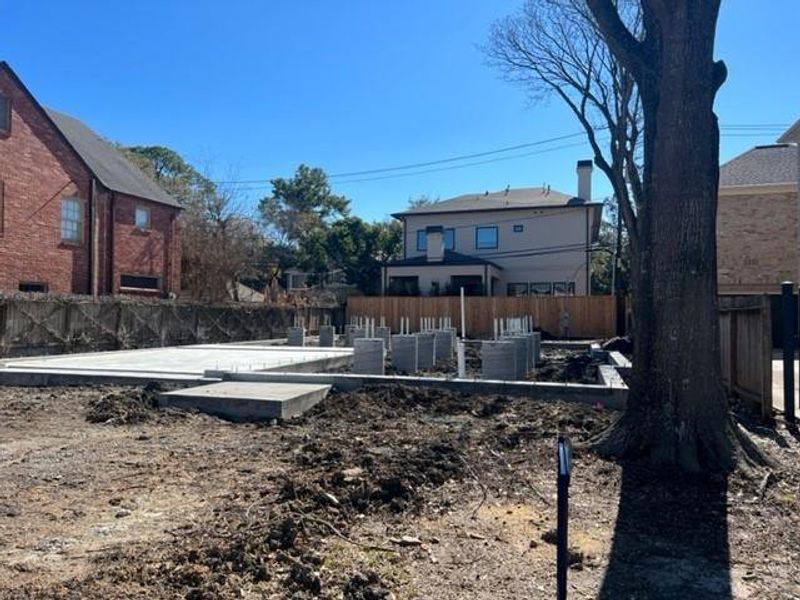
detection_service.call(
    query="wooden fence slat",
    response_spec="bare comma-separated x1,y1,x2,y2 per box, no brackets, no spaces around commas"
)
347,295,619,339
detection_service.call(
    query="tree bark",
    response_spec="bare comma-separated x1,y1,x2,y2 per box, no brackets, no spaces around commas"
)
589,1,741,472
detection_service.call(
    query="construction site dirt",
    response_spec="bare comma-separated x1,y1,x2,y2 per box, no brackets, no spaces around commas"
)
0,384,798,598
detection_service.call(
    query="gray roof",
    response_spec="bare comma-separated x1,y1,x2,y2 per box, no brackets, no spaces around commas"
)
778,119,800,144
720,143,798,188
44,108,180,208
394,186,588,217
387,250,503,269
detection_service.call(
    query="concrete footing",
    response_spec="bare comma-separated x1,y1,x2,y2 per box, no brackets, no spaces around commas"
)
434,330,453,365
160,381,331,421
504,336,529,379
391,334,418,374
416,332,436,370
375,326,392,352
481,340,516,380
287,327,305,347
345,326,366,347
318,325,336,347
353,338,386,375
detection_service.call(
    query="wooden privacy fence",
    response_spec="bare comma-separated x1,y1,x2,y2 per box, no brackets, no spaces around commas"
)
0,295,338,357
347,295,620,339
718,295,773,420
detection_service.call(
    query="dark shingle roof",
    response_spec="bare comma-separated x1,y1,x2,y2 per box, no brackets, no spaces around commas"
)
387,250,502,269
393,187,588,217
44,108,180,208
720,144,798,188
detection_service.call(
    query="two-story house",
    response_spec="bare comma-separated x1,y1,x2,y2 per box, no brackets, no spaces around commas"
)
717,119,799,294
382,161,602,296
0,61,181,296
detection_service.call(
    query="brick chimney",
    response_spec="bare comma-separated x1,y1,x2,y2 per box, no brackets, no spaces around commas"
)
577,159,593,201
425,226,444,262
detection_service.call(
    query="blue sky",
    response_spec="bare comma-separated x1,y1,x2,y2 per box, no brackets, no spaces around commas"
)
2,1,798,222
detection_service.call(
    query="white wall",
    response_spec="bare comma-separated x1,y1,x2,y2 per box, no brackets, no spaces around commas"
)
401,205,598,295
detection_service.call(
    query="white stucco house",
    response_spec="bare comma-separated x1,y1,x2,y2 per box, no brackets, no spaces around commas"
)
382,161,602,296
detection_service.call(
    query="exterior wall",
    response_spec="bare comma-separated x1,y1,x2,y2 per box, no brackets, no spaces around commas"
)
0,66,182,296
110,193,181,295
384,264,501,296
0,68,93,294
716,189,798,294
400,205,596,295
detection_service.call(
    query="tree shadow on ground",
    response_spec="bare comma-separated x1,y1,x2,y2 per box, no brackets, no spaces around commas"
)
598,464,731,599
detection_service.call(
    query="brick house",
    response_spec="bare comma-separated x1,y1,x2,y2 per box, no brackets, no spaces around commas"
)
0,61,181,296
717,121,799,294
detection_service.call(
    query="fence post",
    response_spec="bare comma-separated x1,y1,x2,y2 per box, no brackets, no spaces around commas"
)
781,281,796,423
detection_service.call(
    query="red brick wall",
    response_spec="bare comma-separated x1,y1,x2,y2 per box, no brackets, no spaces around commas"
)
110,194,181,295
0,67,93,294
0,65,182,296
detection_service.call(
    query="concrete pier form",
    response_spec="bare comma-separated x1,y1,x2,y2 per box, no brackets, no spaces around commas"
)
353,338,386,375
287,327,305,347
391,335,418,374
481,340,516,380
416,332,436,370
434,330,453,365
318,325,336,347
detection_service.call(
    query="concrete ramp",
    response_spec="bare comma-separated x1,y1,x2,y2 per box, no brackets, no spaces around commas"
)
159,381,331,421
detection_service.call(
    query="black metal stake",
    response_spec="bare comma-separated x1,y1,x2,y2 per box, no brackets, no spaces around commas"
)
557,435,572,600
782,282,796,423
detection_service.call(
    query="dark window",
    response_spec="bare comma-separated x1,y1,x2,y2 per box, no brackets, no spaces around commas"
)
507,283,528,297
475,226,498,249
19,282,48,293
450,275,484,296
416,229,427,251
530,282,553,295
0,180,4,235
513,224,524,233
0,95,9,135
417,228,455,251
121,274,160,290
553,281,575,296
388,276,419,296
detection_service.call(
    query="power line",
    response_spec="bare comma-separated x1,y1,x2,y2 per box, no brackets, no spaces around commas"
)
212,122,790,188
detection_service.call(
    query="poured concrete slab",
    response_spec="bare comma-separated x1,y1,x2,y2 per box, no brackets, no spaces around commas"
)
160,381,331,421
0,343,352,386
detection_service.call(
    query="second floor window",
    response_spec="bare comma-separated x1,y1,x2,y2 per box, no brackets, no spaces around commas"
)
416,228,455,251
60,198,83,243
475,225,498,249
135,205,151,229
0,94,9,135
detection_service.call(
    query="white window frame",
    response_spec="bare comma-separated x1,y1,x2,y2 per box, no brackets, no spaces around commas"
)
60,197,84,243
134,205,151,229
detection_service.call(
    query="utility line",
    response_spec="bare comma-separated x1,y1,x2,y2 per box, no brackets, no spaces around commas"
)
213,123,789,187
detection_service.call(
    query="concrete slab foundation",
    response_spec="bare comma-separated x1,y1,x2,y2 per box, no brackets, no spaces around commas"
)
0,343,353,386
160,381,331,421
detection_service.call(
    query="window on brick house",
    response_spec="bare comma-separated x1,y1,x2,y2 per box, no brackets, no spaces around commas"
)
0,94,9,135
134,205,151,229
121,274,160,290
60,198,83,243
19,282,48,293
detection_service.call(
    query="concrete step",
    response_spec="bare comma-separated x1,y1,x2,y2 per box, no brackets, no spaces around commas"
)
159,381,331,421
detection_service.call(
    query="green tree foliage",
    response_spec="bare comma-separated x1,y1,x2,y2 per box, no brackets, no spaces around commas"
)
258,164,350,246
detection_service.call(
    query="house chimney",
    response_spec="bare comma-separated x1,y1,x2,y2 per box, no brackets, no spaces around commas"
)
425,226,445,263
577,159,593,201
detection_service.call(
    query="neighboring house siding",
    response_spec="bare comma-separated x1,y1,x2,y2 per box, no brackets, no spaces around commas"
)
0,68,93,294
401,206,594,295
717,190,798,293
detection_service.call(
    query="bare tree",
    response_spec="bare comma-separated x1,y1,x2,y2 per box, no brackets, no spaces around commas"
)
487,0,642,249
490,1,764,472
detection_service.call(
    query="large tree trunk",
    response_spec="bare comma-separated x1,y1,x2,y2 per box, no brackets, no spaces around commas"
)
590,1,741,472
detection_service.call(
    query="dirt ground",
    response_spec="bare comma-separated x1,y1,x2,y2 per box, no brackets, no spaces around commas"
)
0,384,798,599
